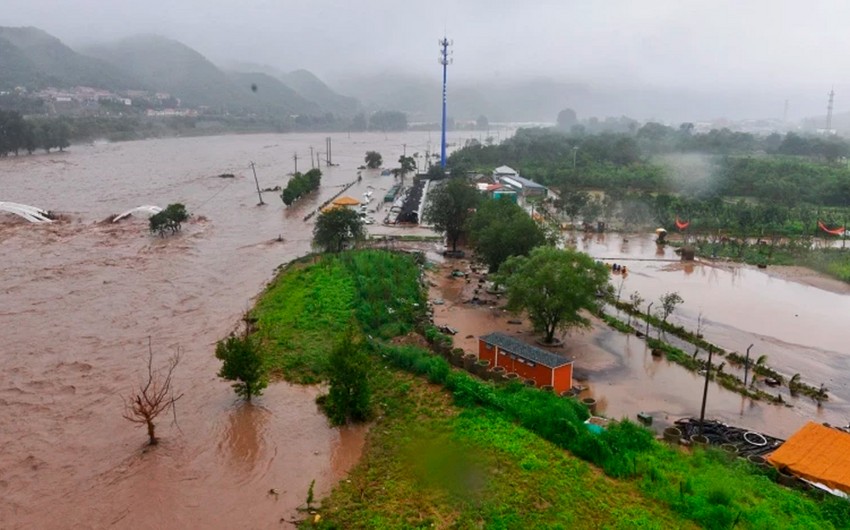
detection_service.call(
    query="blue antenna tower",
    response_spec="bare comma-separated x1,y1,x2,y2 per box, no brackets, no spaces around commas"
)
438,36,452,169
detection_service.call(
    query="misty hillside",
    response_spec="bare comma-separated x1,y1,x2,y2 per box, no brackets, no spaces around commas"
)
228,71,321,116
338,73,591,123
279,69,359,116
85,35,255,110
0,26,141,91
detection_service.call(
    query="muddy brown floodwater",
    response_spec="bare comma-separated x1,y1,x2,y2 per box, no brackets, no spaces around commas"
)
431,232,850,441
0,131,480,529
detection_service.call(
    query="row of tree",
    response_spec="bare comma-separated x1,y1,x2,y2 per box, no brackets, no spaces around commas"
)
0,110,71,156
449,127,850,208
281,168,322,205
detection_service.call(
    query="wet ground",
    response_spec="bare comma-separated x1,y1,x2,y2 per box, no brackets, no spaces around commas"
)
428,240,850,439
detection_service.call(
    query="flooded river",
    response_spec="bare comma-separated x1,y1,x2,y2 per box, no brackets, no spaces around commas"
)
0,131,472,529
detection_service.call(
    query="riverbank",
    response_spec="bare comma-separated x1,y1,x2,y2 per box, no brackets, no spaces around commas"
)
251,248,848,529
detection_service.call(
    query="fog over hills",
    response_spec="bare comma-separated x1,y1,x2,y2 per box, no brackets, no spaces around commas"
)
4,0,850,128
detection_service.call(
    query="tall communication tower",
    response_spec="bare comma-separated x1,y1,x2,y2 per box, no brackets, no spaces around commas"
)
826,88,835,132
438,37,453,169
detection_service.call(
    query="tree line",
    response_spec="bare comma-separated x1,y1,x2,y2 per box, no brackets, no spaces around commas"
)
0,110,70,156
448,127,850,208
281,168,322,205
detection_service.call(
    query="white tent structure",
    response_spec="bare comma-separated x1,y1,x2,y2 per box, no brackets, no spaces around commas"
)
112,205,162,223
0,202,54,223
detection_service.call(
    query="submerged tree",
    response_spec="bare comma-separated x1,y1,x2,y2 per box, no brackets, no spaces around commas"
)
123,339,184,445
324,325,372,425
149,203,189,237
500,246,609,344
215,334,268,402
364,151,382,169
658,292,684,324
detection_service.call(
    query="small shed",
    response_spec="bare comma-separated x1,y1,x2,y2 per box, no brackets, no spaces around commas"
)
478,332,573,393
767,422,850,496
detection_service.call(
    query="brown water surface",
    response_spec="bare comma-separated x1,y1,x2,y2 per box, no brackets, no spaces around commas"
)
0,131,463,529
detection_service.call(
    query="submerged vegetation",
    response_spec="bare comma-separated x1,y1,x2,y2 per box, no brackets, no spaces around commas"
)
247,248,848,529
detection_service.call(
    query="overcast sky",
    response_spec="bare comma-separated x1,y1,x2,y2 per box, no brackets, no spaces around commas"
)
4,0,849,117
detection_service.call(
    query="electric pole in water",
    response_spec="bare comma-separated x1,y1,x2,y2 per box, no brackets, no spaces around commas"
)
698,346,713,436
293,153,298,174
310,147,315,169
249,162,264,205
438,36,452,169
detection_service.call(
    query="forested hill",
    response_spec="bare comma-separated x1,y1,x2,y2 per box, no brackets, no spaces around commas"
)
84,35,257,111
0,26,141,91
228,71,322,116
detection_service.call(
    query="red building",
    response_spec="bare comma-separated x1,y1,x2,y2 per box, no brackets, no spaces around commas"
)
478,332,573,393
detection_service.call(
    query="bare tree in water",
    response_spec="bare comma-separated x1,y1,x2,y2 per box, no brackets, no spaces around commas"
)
123,339,184,445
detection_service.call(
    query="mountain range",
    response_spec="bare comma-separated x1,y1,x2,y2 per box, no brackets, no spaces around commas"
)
0,26,360,118
0,25,834,127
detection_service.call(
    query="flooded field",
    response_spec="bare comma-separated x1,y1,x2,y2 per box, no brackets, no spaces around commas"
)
577,233,850,436
0,131,468,529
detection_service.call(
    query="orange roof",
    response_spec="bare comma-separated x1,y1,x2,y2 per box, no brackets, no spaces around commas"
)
767,422,850,494
332,196,360,206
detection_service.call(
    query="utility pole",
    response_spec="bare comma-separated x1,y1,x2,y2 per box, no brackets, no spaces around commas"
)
293,153,298,174
310,146,315,169
325,137,332,166
645,302,653,338
403,143,407,157
826,88,835,132
699,346,713,436
438,36,453,169
249,162,264,205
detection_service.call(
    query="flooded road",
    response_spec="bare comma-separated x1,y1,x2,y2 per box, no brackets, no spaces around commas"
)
0,131,469,529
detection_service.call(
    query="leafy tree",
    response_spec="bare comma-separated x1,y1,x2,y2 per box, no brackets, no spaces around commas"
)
281,168,322,206
658,292,684,324
215,335,268,402
149,203,189,236
422,177,481,252
313,206,365,252
394,155,416,181
558,190,590,223
364,150,382,169
556,108,578,130
466,197,546,272
324,325,371,425
499,246,609,344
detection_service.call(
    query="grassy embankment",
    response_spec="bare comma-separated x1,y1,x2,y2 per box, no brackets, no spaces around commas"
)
250,249,849,529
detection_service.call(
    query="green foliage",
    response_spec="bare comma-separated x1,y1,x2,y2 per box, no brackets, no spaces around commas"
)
422,177,481,251
466,197,546,271
215,335,268,401
281,168,322,205
368,110,407,131
313,207,365,253
364,150,382,168
149,203,189,236
658,291,684,323
325,325,372,425
499,246,609,343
